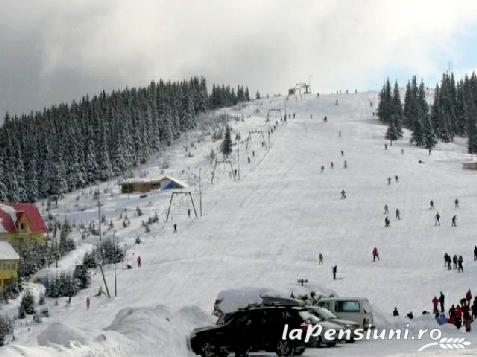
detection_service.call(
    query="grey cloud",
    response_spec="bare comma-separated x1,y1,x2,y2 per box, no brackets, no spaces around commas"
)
1,0,477,116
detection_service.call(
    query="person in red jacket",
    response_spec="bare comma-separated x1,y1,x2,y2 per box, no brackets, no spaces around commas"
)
372,247,379,262
454,305,463,329
466,289,472,305
432,296,439,314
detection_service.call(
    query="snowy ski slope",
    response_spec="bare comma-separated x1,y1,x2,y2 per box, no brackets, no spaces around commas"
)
3,91,477,356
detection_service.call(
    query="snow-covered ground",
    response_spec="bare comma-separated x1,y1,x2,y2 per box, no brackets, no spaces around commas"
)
2,91,477,356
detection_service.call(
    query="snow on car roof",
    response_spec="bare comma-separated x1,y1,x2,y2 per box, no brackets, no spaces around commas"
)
215,287,283,313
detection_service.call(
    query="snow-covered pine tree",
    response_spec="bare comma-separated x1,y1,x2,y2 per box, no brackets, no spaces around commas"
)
377,79,393,123
221,125,233,158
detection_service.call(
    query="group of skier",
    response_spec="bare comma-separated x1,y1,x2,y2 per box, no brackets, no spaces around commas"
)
440,289,477,331
384,204,401,227
430,199,459,227
386,175,399,185
443,253,464,272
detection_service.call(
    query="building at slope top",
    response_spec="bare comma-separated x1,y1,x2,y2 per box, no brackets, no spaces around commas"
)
0,203,48,245
0,240,19,289
119,176,188,194
463,162,477,170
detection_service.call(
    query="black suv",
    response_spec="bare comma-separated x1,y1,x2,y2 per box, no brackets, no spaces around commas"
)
188,306,307,356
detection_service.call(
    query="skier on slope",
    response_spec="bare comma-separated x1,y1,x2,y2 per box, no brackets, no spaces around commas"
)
332,265,338,280
384,217,390,227
318,253,323,265
387,177,392,185
341,190,347,199
451,215,457,227
439,292,445,312
453,254,458,269
395,175,399,183
455,198,459,209
466,289,472,305
372,247,379,262
429,200,435,209
456,259,464,273
443,253,448,266
343,160,347,169
472,298,477,319
340,150,344,156
330,161,334,169
137,255,142,268
449,305,456,322
435,212,441,226
432,296,439,314
474,245,477,261
395,208,401,220
384,204,389,215
454,305,463,329
321,165,325,173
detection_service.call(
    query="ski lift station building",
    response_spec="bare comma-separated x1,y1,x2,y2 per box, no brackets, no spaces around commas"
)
119,176,188,194
463,162,477,170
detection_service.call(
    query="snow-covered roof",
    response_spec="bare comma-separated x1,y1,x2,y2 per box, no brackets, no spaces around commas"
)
119,176,188,188
161,176,188,188
0,241,20,260
0,204,17,223
119,177,162,184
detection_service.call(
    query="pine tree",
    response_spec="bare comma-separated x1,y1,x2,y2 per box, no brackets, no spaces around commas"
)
377,79,393,123
0,77,246,202
20,290,35,315
422,116,438,154
221,125,233,158
385,115,402,143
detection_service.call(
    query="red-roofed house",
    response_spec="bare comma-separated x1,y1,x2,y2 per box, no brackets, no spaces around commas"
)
0,203,48,244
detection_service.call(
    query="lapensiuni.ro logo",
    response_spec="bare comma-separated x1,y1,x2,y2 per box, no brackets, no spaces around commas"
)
282,324,471,352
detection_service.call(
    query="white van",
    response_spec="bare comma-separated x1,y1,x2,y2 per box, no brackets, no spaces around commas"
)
317,297,374,329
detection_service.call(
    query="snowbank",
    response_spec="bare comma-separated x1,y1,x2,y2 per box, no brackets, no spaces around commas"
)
2,305,211,357
37,323,88,347
103,305,197,356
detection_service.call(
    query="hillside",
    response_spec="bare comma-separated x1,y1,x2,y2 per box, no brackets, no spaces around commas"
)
3,91,477,356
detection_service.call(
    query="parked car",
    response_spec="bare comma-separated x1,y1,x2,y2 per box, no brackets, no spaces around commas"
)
306,306,360,342
316,297,374,329
188,305,307,357
298,309,346,348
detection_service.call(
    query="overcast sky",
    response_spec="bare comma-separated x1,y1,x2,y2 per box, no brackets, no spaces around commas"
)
2,0,477,116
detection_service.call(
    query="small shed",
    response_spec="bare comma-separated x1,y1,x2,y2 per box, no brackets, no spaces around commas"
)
463,162,477,170
119,176,188,194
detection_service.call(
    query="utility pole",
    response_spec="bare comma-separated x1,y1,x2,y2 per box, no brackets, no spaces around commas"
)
54,223,58,268
114,231,117,297
199,168,203,216
98,193,102,242
237,141,241,181
97,190,110,298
